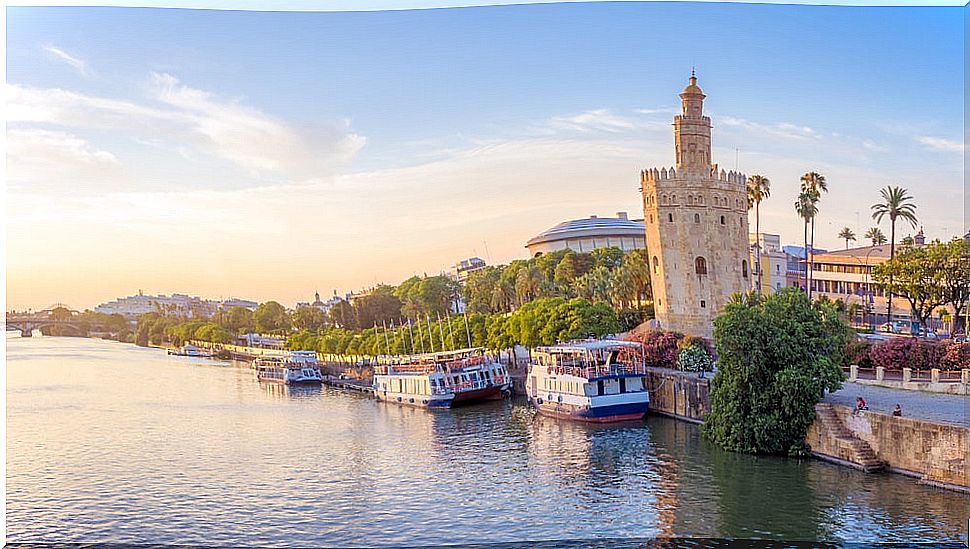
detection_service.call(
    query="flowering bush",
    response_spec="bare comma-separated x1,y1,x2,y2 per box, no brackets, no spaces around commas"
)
623,329,683,368
844,340,873,368
941,341,970,371
677,344,714,372
865,338,969,371
868,337,917,371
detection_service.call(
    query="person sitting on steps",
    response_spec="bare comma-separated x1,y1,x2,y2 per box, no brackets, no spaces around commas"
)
854,396,868,414
892,404,902,417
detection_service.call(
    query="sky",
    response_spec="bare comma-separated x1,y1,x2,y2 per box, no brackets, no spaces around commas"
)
5,1,966,311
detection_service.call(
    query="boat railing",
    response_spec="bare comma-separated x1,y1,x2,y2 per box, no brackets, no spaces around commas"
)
375,362,438,375
541,362,647,378
443,356,487,371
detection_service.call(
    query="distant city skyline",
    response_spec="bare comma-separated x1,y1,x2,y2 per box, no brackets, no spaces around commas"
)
6,2,965,311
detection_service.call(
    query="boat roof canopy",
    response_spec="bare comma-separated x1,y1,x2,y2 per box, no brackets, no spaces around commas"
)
535,339,641,354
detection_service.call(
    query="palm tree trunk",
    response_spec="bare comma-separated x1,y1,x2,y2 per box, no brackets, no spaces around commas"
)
809,217,816,300
803,220,809,293
755,203,762,294
887,220,895,326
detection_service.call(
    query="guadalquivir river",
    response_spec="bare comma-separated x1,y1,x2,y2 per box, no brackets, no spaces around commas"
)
6,335,969,546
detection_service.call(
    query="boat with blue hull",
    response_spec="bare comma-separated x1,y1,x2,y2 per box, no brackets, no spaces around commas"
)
526,340,649,423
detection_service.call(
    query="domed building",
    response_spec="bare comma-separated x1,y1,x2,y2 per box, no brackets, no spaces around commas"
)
525,212,646,257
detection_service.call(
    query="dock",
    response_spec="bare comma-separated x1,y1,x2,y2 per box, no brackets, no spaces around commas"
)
322,377,373,394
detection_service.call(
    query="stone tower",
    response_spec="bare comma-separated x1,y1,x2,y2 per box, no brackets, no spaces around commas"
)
640,74,750,339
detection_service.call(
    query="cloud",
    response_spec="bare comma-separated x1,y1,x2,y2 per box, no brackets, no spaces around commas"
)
6,128,123,191
917,136,964,153
544,109,669,135
42,45,89,76
6,75,365,183
718,116,821,141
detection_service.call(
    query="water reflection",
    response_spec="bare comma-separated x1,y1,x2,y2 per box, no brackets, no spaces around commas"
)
6,336,969,546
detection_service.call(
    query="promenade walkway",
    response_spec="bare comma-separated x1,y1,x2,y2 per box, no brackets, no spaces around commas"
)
825,381,969,427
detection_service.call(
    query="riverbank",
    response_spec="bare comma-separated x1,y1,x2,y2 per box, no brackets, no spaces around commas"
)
642,366,970,493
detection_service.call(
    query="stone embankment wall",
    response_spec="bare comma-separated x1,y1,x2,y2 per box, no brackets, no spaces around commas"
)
806,403,969,492
644,367,711,423
645,366,970,492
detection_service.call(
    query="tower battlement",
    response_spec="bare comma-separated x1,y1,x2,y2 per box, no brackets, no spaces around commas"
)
640,166,747,185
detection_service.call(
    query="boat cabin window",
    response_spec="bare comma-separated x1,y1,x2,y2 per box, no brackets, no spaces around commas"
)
619,378,626,393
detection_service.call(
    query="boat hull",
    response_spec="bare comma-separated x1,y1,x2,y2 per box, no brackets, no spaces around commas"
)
531,398,648,423
450,384,508,406
373,390,454,409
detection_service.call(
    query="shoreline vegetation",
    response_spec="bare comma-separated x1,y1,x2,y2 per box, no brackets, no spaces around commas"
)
20,244,970,461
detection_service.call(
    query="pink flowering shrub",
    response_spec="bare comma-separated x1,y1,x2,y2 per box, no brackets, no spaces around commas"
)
865,338,968,371
941,341,970,371
843,340,873,368
868,338,917,371
623,329,684,368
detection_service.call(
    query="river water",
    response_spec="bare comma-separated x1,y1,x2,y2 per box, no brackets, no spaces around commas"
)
6,335,969,546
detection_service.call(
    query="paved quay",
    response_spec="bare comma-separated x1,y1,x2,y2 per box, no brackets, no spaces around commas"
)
825,381,969,427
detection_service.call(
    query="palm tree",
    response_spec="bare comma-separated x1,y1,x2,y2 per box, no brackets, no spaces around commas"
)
794,191,818,294
746,175,771,294
838,227,856,249
871,185,919,325
864,227,887,246
800,172,828,299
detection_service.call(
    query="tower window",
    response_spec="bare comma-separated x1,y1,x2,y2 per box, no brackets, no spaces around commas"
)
720,215,725,225
653,256,660,274
695,257,707,275
742,260,749,278
700,300,706,308
668,213,674,223
688,195,694,205
649,214,654,224
694,213,700,223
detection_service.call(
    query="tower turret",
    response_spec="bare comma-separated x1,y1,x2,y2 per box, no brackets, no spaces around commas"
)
674,72,712,173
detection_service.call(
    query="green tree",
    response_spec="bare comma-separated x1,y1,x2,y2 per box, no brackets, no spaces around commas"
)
800,172,827,299
703,288,849,456
253,301,291,334
837,227,856,249
872,243,946,332
864,227,887,246
219,306,254,334
464,266,503,314
354,285,403,327
871,186,918,323
515,265,544,305
329,299,357,330
747,174,771,294
553,251,595,287
794,191,818,293
590,247,624,271
292,306,328,332
937,238,970,334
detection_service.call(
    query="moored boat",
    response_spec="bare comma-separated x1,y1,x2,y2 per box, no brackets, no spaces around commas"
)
167,343,215,358
371,347,510,409
253,356,323,385
526,340,649,423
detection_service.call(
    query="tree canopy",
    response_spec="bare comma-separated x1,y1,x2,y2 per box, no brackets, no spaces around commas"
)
703,288,850,456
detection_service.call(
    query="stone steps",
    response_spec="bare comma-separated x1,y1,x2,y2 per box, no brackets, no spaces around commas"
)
815,403,885,472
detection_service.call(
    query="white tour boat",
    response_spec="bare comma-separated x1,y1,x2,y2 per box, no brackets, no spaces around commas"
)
167,343,214,358
253,355,323,385
372,347,510,409
526,339,649,423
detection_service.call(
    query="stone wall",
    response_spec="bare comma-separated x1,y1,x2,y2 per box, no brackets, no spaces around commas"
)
806,403,969,492
646,367,969,492
644,366,711,423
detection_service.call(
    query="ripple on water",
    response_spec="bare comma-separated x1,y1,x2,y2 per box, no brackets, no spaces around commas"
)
6,336,970,546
